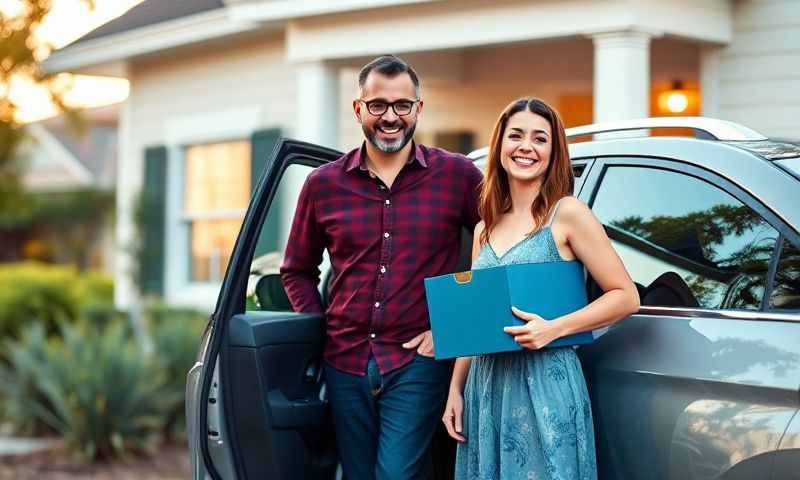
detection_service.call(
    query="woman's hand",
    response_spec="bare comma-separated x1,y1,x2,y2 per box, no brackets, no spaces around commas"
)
442,389,466,442
504,306,563,350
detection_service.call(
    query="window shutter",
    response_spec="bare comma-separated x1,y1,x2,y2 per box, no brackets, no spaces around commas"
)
140,146,167,296
250,129,282,258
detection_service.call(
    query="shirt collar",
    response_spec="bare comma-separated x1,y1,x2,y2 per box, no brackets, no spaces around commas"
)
345,142,428,172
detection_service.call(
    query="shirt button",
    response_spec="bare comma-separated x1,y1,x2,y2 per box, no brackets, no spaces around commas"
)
384,232,390,238
380,266,386,274
385,199,391,205
374,302,380,308
370,333,376,339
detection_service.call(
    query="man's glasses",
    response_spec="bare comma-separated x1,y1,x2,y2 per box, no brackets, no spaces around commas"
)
358,99,419,116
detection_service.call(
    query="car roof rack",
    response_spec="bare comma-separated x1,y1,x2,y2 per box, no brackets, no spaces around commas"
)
566,116,767,141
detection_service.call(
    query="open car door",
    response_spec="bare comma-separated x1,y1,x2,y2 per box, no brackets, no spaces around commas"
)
187,139,342,479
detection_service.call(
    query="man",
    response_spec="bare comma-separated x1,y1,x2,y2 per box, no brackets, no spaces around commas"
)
280,54,482,480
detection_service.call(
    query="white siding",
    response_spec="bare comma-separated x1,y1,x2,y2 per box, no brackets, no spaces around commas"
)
719,0,800,138
116,33,298,309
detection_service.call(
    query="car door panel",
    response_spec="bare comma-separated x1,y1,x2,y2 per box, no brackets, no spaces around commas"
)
226,312,335,479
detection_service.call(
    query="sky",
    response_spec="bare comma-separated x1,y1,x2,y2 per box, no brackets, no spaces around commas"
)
0,0,144,123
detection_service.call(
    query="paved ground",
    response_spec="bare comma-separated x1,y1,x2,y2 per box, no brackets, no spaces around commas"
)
0,437,190,480
0,436,60,456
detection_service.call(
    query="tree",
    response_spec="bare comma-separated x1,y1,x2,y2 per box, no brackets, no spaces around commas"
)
0,0,91,216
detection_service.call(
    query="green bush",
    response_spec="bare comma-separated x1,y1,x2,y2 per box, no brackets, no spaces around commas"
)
0,324,53,435
147,303,208,441
0,262,113,340
0,319,169,460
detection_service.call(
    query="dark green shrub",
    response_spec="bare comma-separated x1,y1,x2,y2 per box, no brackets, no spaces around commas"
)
0,262,114,340
0,323,53,435
1,320,169,460
147,304,208,441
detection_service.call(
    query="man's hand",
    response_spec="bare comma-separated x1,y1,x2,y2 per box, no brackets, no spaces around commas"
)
403,330,435,357
503,306,562,350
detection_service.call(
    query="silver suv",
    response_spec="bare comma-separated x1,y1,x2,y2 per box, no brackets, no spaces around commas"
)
186,117,800,479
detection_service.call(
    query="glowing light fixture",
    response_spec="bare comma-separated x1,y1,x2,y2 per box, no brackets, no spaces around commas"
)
658,80,690,114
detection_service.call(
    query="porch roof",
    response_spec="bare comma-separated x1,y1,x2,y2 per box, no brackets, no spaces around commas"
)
44,0,732,75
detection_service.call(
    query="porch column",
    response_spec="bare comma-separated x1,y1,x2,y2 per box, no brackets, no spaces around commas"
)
592,31,652,123
294,61,340,147
700,46,721,118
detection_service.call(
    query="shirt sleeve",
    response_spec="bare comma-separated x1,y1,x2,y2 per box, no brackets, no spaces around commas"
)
461,160,484,229
280,173,326,314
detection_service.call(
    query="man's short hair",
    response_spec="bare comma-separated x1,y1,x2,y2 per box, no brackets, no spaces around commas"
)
358,55,420,97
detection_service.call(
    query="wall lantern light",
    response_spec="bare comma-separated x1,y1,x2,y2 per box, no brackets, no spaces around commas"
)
658,80,690,114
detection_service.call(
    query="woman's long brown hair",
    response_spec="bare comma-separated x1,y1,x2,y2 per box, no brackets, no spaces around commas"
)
479,97,573,246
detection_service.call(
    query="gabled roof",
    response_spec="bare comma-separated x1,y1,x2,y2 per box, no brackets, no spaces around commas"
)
69,0,225,46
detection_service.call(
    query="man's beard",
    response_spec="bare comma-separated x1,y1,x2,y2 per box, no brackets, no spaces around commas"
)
363,120,416,153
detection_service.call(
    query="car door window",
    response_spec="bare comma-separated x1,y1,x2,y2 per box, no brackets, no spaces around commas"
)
769,238,800,310
246,163,317,311
591,166,779,310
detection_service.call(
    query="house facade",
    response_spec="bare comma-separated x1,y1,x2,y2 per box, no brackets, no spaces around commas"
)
45,0,800,310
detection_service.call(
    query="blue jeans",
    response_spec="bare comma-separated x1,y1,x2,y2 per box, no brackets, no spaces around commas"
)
324,355,452,480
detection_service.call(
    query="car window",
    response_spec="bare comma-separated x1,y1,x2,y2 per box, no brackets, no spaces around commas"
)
246,163,319,311
591,166,779,310
769,238,800,311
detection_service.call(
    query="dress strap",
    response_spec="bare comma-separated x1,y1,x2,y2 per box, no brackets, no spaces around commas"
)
545,197,567,227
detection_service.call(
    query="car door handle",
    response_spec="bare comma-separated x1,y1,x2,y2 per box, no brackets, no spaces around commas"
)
266,389,327,430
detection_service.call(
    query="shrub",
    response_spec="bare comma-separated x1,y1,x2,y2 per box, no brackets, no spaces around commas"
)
0,323,53,435
1,319,169,460
147,304,208,441
0,262,113,340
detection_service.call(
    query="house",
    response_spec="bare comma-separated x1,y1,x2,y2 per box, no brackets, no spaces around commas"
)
44,0,800,310
3,106,118,272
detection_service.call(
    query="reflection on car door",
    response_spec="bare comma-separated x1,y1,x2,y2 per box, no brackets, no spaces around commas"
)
577,157,800,480
194,139,342,480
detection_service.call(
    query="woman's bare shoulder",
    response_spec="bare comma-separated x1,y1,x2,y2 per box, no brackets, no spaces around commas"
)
556,196,592,222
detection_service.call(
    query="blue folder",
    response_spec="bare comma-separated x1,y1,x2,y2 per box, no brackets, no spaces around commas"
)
424,261,594,359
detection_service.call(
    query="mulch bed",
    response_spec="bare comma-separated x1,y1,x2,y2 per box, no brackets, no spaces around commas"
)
0,442,190,480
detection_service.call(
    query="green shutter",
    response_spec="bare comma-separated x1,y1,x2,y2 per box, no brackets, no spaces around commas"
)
250,129,282,258
140,146,167,296
251,128,281,192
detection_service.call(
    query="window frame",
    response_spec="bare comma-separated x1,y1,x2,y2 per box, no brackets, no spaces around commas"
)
766,235,800,313
161,106,263,309
181,140,251,285
581,155,794,316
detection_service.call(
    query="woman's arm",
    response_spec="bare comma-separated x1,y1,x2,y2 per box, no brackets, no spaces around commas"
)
506,198,640,349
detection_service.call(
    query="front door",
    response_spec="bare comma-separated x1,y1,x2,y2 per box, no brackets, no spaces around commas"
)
193,139,342,479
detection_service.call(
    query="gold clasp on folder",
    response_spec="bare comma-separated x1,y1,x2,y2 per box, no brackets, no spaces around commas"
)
453,271,472,284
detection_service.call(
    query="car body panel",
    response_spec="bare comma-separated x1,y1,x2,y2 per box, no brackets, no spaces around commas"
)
574,148,800,480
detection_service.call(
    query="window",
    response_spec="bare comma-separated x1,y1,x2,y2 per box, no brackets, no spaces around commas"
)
592,166,779,310
770,238,800,310
183,141,250,283
247,163,316,311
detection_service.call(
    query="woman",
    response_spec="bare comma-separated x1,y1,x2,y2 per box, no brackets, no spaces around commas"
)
444,98,640,479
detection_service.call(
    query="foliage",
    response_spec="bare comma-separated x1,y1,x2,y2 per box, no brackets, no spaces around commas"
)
0,261,113,340
0,318,167,461
147,303,208,441
0,323,52,435
1,0,92,216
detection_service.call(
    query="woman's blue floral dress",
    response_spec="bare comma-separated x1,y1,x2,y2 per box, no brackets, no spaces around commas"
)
454,224,597,480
